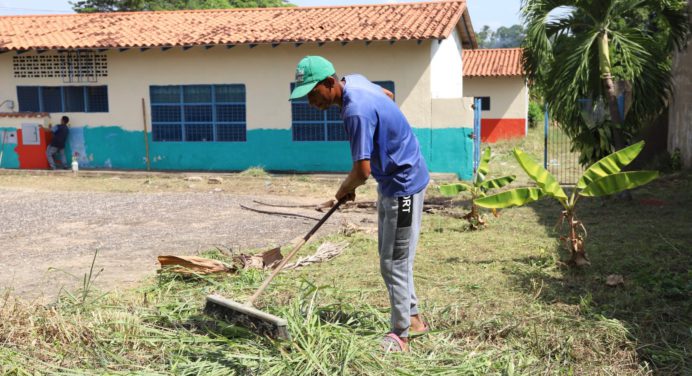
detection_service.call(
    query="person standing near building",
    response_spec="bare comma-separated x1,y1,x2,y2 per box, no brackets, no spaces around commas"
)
290,56,430,352
46,116,70,170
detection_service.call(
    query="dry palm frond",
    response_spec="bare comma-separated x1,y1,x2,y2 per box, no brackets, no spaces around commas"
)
283,241,349,270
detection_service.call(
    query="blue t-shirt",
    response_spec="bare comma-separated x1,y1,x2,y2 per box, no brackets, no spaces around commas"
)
50,124,69,149
341,74,429,197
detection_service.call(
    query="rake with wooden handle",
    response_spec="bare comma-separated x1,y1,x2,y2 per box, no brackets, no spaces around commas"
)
204,197,346,339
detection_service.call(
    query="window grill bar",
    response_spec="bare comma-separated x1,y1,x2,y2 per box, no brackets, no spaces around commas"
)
38,87,44,112
83,86,88,111
60,87,66,112
211,85,217,140
179,86,186,142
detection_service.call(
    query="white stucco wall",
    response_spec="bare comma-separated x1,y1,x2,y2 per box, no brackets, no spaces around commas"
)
430,29,463,99
0,40,473,132
463,76,527,119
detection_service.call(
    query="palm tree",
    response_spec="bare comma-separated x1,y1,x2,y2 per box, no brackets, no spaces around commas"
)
522,0,688,165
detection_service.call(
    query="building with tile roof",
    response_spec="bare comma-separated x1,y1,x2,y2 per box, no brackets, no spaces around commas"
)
462,48,528,142
0,1,481,178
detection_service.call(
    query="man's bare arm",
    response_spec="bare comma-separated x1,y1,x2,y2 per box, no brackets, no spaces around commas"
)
335,159,371,201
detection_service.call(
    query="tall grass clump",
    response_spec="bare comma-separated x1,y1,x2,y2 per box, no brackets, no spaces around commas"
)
240,166,269,177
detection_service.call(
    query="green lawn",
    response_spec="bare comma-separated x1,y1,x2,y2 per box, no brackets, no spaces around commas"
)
1,129,690,375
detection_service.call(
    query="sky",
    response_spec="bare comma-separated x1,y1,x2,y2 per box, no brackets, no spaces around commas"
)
0,0,523,29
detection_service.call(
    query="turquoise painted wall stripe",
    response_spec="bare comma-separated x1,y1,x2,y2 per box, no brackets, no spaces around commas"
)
4,125,473,179
414,127,474,180
150,129,353,172
0,127,20,169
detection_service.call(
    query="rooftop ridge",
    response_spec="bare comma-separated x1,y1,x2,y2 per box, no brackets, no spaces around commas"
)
0,0,465,19
0,1,472,51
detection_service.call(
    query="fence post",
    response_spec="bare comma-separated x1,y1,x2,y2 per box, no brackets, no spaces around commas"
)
617,94,625,119
543,103,549,169
473,97,482,174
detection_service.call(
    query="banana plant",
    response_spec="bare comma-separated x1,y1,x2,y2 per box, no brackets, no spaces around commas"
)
439,147,516,229
474,141,658,266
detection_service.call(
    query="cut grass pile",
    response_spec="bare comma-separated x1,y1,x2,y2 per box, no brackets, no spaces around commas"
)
0,270,519,375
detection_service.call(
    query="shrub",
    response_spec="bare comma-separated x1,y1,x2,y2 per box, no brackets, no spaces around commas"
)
528,101,544,128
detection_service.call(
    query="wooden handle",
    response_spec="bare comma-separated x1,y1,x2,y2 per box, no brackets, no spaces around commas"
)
245,198,346,306
141,98,151,171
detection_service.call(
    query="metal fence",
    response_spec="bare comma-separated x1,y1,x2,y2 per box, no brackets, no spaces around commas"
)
543,105,584,185
543,96,625,185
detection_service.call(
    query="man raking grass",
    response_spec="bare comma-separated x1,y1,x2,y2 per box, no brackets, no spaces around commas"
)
207,56,430,351
293,56,430,351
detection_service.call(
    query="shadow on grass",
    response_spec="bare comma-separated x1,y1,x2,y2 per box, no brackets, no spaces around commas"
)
183,314,261,340
504,173,691,375
181,349,258,375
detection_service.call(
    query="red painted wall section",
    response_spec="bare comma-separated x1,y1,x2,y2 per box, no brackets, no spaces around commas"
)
480,118,526,143
15,128,51,169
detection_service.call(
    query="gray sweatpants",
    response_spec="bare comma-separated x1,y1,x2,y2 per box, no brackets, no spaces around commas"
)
46,145,66,170
377,187,425,338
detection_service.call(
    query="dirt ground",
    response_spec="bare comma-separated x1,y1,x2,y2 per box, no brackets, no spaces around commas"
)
0,170,386,302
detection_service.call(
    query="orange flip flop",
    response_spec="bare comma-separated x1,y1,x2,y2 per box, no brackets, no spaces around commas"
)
381,333,409,353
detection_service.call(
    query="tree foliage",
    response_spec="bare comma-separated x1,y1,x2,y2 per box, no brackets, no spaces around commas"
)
521,0,689,165
475,24,526,48
528,101,544,128
71,0,292,12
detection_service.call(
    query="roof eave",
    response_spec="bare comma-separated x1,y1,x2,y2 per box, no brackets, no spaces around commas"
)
1,37,440,52
458,8,477,49
465,74,525,78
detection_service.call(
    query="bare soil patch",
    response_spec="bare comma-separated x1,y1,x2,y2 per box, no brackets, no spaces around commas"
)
0,171,378,302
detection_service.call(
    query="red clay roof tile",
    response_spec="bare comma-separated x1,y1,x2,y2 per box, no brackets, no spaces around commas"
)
463,48,524,77
0,1,472,51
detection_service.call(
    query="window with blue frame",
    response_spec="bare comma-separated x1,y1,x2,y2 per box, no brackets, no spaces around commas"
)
16,86,109,113
150,84,246,142
290,80,395,141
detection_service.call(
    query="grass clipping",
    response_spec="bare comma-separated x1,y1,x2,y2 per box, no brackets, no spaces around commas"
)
283,241,348,270
0,276,489,375
0,245,646,375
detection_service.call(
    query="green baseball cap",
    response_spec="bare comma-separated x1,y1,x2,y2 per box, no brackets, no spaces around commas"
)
289,56,336,100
